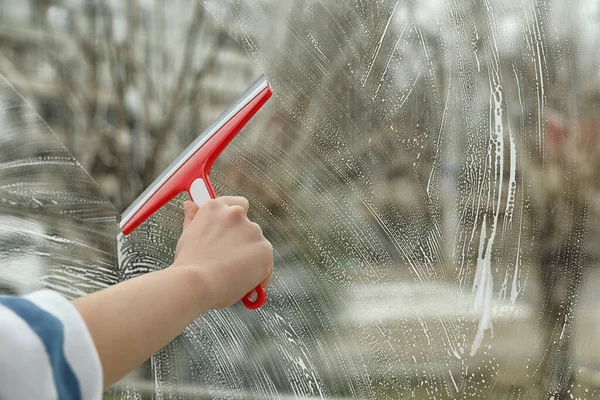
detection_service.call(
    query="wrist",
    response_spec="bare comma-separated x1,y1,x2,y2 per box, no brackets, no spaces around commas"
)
166,264,216,313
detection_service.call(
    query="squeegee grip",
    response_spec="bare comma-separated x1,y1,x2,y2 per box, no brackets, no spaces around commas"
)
189,175,267,310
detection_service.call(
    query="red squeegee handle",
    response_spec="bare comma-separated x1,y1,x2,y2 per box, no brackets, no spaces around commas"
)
190,176,268,311
121,84,272,310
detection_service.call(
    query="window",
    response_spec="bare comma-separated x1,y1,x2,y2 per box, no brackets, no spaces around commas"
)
0,0,598,398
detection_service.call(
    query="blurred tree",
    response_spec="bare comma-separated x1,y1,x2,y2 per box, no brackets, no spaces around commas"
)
0,0,253,210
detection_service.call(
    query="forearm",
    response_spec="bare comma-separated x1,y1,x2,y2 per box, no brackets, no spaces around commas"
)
72,265,212,389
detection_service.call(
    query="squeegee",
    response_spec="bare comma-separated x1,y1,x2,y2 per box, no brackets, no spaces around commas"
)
120,75,272,310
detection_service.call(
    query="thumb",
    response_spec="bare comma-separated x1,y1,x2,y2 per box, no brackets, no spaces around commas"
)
183,200,200,229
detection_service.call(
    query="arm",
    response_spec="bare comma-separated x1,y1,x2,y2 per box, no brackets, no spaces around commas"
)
73,197,273,389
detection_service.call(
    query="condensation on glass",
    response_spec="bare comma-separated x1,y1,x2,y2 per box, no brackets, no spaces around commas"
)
0,0,598,399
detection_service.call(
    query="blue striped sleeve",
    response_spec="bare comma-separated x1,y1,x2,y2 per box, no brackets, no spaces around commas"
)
0,295,81,399
0,290,102,400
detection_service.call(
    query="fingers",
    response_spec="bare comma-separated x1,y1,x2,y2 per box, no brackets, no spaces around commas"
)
184,196,249,228
216,196,250,213
260,270,273,287
260,241,274,287
183,201,200,229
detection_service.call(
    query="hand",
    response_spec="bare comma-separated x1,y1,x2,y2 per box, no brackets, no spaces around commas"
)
173,197,273,309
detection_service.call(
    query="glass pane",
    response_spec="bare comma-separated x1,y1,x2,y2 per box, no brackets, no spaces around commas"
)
0,0,598,399
200,1,600,398
0,76,118,298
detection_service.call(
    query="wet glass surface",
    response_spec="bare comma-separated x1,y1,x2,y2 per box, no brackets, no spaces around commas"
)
0,75,118,298
0,0,599,398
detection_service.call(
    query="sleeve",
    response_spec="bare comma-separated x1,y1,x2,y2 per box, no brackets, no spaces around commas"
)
0,290,103,400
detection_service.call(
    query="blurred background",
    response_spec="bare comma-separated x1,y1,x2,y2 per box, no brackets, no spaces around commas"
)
0,0,598,398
